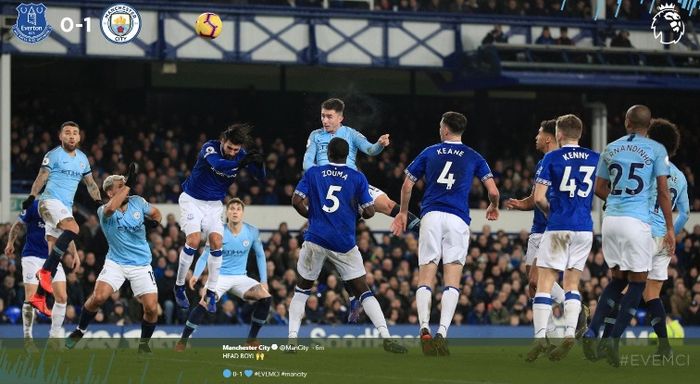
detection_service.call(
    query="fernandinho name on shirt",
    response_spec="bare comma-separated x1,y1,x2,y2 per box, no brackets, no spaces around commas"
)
604,144,655,165
436,147,465,157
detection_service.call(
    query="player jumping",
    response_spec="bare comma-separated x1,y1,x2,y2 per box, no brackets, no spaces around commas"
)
23,121,102,316
526,114,599,362
175,198,272,350
291,137,408,354
174,125,265,313
391,111,499,356
66,174,162,354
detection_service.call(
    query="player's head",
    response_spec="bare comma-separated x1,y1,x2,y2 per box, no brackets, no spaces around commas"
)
555,114,583,144
535,119,557,153
59,121,81,151
102,175,126,200
220,124,252,159
648,118,680,157
439,111,467,139
327,137,349,164
625,104,652,133
321,98,345,133
226,198,245,225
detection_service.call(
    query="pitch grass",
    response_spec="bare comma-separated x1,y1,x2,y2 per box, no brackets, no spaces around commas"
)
0,338,698,384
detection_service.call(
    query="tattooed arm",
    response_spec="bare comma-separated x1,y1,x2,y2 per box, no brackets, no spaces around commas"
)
83,174,103,202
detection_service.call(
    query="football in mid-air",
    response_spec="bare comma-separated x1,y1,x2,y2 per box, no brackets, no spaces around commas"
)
195,12,222,39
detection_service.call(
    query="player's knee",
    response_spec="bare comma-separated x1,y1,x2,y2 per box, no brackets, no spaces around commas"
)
54,291,68,304
144,303,158,317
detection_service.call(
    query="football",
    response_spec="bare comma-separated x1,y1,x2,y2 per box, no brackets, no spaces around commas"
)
195,12,222,39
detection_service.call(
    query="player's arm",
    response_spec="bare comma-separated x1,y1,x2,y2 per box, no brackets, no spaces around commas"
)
361,204,375,219
594,177,610,201
353,129,389,157
144,205,162,229
23,168,50,209
674,182,690,235
533,183,550,217
82,174,103,203
253,236,267,283
505,189,535,211
205,149,242,175
656,175,675,253
390,177,415,236
3,219,26,257
483,177,500,220
101,186,130,218
292,194,309,218
302,132,318,171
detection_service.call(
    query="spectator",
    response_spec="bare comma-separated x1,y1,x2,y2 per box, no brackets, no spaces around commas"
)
488,298,510,325
610,30,633,48
482,25,508,45
556,27,574,45
535,27,555,45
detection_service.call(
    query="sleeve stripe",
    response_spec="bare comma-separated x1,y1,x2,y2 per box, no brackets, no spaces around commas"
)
535,177,552,186
404,169,418,183
293,190,306,199
480,173,494,182
360,201,374,209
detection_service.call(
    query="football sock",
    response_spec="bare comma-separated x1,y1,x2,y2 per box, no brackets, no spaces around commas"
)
140,320,156,344
533,293,553,338
360,291,390,338
50,302,67,338
205,249,223,291
647,298,670,348
437,286,459,338
42,230,78,273
22,302,35,338
181,304,207,340
416,285,432,331
176,245,196,286
588,277,626,335
249,297,272,339
611,281,645,338
288,287,310,338
77,308,97,332
564,291,582,338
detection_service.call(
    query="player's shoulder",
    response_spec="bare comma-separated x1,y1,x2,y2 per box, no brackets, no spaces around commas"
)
202,139,220,150
243,222,260,235
46,146,62,157
75,148,89,158
128,195,148,204
308,128,324,138
670,162,687,182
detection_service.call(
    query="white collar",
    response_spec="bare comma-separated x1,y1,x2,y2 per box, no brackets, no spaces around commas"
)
328,162,346,167
562,144,580,148
444,140,462,144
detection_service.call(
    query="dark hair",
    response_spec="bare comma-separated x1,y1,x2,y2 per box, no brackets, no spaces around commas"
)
60,121,79,132
227,197,245,210
328,137,349,163
221,124,253,147
540,119,556,136
441,111,467,135
648,118,680,157
556,114,583,139
321,98,345,114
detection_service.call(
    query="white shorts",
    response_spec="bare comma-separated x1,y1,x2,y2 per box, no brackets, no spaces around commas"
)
368,184,387,203
97,259,158,297
22,256,66,284
297,241,366,281
537,231,592,271
418,211,470,266
38,199,73,239
178,192,224,237
524,233,543,266
214,275,260,300
602,216,653,273
649,237,671,281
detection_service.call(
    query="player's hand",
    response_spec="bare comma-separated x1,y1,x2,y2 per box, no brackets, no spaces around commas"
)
390,212,408,236
22,195,35,210
486,204,499,221
144,218,160,229
377,134,390,147
261,282,269,294
189,276,199,290
504,198,523,210
240,150,264,167
92,198,104,211
4,243,14,257
71,253,81,270
124,162,139,189
664,231,676,257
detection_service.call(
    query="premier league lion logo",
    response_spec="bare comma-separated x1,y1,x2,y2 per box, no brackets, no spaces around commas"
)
11,3,53,44
651,4,685,45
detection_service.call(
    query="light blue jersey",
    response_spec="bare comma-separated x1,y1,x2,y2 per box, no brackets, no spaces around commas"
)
650,163,689,237
193,223,266,281
40,146,91,208
303,126,384,171
596,134,670,224
97,196,153,266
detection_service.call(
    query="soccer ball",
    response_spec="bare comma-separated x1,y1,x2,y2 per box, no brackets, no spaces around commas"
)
195,12,222,39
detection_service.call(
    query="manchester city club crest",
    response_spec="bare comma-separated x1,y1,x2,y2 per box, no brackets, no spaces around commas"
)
133,211,142,220
11,3,53,44
243,240,250,247
100,3,141,44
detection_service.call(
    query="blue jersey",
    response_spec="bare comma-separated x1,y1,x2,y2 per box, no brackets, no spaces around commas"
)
536,145,599,231
182,140,265,201
303,126,384,171
97,196,153,266
405,141,493,226
40,146,91,208
295,163,373,253
18,200,48,259
650,163,690,237
193,223,267,281
596,134,670,224
531,159,548,234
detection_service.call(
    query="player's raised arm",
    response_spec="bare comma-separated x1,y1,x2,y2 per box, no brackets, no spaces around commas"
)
302,131,318,171
82,173,103,205
101,177,130,218
204,147,241,175
352,128,389,157
23,167,49,210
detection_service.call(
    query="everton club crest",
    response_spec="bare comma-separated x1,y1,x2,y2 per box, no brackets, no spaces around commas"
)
12,3,53,44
